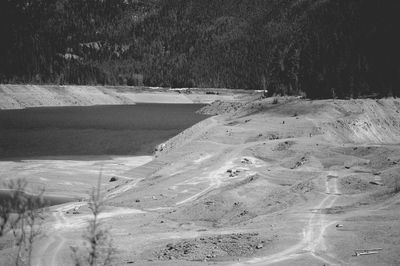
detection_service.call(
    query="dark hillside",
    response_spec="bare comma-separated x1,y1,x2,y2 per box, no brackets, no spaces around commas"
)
0,0,399,98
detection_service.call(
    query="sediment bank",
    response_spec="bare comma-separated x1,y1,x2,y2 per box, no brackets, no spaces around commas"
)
0,84,251,109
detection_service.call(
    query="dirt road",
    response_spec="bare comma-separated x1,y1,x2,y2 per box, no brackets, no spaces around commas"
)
31,170,148,265
231,173,341,266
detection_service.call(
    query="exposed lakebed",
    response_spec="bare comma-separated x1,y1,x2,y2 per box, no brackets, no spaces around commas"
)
0,189,78,207
0,103,208,159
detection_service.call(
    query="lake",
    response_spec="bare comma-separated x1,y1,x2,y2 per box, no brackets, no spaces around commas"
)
0,104,208,159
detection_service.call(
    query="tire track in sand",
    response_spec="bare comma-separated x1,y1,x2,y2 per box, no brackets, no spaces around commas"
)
232,173,342,266
32,156,165,265
32,172,147,265
32,202,85,266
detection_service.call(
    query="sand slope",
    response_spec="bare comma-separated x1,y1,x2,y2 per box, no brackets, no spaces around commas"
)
106,97,400,265
0,84,248,109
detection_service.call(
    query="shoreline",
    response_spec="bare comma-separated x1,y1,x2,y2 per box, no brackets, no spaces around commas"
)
0,84,252,110
0,154,154,162
0,188,80,206
0,155,154,198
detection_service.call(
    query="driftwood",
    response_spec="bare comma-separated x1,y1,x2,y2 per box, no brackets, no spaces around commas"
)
353,248,382,256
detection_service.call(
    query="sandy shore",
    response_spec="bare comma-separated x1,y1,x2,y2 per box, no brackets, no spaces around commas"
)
0,155,153,198
0,84,251,109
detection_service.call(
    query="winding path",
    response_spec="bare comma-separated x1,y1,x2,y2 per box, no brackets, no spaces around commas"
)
32,174,145,265
32,202,84,266
232,173,342,266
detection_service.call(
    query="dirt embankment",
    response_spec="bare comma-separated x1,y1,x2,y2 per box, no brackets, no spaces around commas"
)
108,97,400,265
0,84,251,109
200,97,400,144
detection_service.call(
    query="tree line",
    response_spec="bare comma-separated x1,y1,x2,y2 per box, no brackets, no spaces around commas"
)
0,0,399,98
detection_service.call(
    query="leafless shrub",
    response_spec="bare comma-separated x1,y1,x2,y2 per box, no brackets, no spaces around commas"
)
0,179,45,266
71,169,114,266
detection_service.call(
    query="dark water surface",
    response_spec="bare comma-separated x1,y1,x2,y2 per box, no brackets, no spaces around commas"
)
0,104,208,159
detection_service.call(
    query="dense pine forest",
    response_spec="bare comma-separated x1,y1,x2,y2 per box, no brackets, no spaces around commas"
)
0,0,399,98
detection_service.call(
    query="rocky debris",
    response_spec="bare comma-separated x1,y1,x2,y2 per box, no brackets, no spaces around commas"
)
241,157,252,164
273,141,295,151
155,143,166,152
226,169,234,174
267,133,280,140
198,100,245,115
291,180,314,193
155,233,267,261
340,175,377,193
204,200,216,207
239,210,249,216
226,168,245,177
205,91,220,95
291,156,307,169
67,206,80,215
109,176,118,182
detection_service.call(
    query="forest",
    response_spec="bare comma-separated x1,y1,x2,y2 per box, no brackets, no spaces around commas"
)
0,0,399,98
